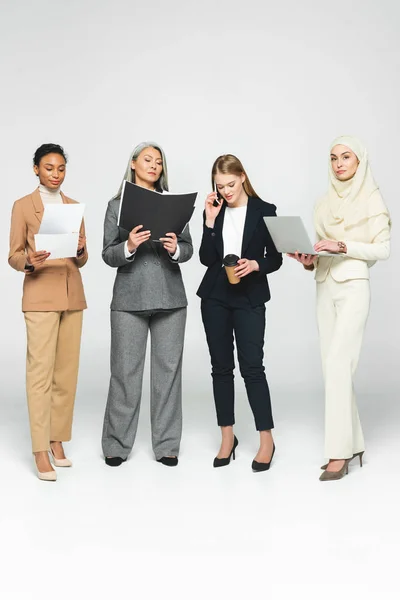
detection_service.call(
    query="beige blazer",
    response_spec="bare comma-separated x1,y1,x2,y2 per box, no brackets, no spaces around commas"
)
8,188,88,312
315,212,390,283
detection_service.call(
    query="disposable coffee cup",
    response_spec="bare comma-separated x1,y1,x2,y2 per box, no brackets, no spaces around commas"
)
223,254,240,284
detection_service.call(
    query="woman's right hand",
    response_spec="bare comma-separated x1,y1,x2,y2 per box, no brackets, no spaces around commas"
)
287,251,318,267
26,250,51,268
127,225,151,253
205,192,223,228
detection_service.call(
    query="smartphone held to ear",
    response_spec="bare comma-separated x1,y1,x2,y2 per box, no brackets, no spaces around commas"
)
213,183,222,207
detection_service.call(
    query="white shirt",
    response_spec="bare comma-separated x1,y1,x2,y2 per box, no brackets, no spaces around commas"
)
39,184,63,204
222,205,247,258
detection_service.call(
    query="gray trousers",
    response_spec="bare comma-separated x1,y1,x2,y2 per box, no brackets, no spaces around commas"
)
102,308,187,460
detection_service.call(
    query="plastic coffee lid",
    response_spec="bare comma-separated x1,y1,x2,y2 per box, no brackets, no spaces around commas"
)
223,254,239,267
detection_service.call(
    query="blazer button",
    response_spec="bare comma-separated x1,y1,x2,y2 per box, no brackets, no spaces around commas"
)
211,232,216,237
144,261,147,265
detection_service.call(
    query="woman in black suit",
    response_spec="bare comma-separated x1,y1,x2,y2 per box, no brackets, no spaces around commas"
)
197,154,282,471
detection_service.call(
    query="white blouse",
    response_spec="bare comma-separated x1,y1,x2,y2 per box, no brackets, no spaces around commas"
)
222,205,247,258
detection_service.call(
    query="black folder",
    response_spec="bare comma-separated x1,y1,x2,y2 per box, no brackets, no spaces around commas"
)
118,181,197,240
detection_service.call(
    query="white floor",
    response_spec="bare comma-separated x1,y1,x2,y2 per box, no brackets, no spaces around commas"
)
1,382,399,600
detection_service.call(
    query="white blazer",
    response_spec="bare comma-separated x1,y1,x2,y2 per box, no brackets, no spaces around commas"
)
315,213,390,283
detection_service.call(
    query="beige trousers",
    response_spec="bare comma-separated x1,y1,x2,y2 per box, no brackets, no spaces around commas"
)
24,311,83,452
316,274,370,459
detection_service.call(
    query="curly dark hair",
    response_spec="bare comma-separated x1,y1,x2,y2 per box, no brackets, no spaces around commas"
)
33,143,67,167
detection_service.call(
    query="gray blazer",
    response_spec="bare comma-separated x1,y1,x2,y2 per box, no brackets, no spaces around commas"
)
102,198,193,311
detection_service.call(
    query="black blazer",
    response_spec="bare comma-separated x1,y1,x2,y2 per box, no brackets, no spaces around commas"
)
197,197,282,306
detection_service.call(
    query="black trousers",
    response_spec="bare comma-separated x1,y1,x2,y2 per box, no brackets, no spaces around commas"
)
201,296,274,431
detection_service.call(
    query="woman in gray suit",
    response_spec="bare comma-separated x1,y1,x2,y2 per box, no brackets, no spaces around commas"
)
101,142,193,467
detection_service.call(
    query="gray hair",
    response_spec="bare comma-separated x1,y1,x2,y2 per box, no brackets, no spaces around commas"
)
113,141,169,199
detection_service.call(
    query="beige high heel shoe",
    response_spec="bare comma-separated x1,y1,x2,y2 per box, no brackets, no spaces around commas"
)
33,455,57,482
319,458,351,481
50,444,72,468
319,452,364,481
320,451,364,470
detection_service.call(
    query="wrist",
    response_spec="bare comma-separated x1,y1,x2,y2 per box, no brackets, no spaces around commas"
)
252,260,260,272
127,241,136,253
205,220,215,229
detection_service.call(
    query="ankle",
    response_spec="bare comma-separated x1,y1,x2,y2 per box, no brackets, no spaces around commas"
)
34,451,48,458
220,426,234,441
259,430,273,445
34,451,54,470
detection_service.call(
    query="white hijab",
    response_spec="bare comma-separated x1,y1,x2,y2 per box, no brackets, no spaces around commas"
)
315,136,390,241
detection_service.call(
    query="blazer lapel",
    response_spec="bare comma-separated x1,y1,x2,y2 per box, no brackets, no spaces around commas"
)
32,188,70,225
31,188,44,225
60,191,70,204
241,197,261,256
214,202,226,259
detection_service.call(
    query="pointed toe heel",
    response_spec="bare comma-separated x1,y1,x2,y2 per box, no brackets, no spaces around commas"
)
33,457,57,482
50,447,72,467
319,460,349,481
252,444,275,472
321,451,365,471
319,455,364,481
213,436,238,468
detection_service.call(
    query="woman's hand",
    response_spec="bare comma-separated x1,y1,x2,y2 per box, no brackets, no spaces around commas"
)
127,225,151,253
314,239,341,254
77,234,86,253
287,251,318,266
77,234,86,252
26,250,51,268
160,232,178,255
205,192,223,228
234,258,259,278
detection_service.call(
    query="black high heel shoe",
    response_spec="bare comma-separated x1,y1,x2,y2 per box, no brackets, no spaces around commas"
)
157,456,178,467
252,444,275,472
213,436,239,468
105,457,127,467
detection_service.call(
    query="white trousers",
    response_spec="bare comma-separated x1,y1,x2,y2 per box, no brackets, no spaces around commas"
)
316,274,370,459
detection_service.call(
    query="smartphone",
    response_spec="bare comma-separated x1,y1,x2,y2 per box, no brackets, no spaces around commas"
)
212,183,222,207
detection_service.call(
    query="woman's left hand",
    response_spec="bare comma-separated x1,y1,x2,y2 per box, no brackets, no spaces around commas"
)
234,258,260,278
160,232,178,255
314,239,341,254
77,234,86,252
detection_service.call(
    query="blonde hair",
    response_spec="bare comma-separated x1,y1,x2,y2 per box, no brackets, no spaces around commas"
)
113,141,169,199
211,154,259,198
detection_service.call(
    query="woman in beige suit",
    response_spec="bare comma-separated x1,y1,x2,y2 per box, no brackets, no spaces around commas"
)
8,143,88,481
289,136,391,481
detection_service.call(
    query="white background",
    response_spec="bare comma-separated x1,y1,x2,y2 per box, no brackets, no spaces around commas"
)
0,1,399,598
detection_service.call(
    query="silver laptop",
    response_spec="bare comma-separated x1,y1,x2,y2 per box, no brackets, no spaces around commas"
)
263,216,338,257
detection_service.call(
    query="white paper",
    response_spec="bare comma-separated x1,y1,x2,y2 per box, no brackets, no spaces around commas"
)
39,203,85,234
34,233,80,259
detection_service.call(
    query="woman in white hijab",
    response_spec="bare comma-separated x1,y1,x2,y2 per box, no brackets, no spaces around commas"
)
289,136,391,481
